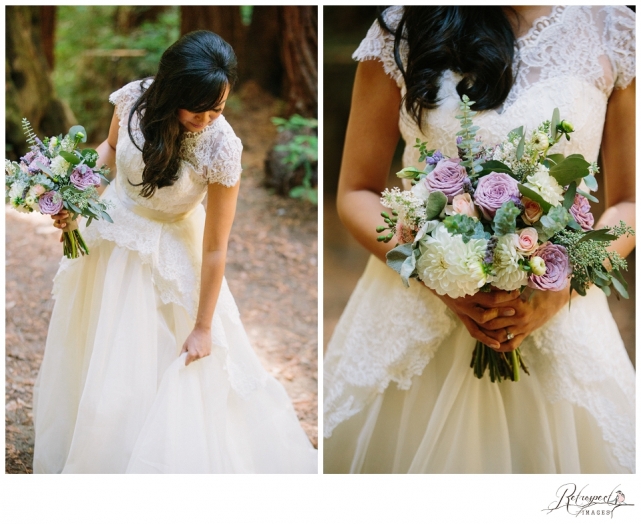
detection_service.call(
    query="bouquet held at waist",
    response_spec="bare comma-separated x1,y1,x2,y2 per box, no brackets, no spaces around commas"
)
5,119,113,258
377,96,634,382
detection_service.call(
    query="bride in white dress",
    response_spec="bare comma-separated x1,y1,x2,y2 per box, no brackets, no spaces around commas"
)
33,30,317,473
324,6,635,473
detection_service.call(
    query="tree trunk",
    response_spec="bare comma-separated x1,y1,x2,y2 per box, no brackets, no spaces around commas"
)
245,6,282,96
279,6,317,117
40,6,56,70
5,6,73,160
180,6,248,81
114,5,169,33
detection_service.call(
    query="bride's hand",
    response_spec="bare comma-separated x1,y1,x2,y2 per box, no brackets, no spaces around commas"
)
477,288,571,352
181,327,212,365
435,288,520,349
51,210,70,242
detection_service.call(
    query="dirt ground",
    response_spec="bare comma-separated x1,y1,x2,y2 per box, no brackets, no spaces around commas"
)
5,83,318,474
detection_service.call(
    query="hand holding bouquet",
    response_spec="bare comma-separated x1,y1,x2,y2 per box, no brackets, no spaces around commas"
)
5,119,113,258
377,96,634,382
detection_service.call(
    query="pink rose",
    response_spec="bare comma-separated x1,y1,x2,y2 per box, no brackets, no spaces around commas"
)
569,193,594,231
521,197,543,225
396,222,416,244
528,242,570,291
426,158,469,203
473,172,520,220
449,193,479,219
32,184,46,196
516,227,538,254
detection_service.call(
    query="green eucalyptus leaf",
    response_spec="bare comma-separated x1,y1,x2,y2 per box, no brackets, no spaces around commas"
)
563,181,577,210
550,108,560,139
517,183,552,213
493,200,520,236
545,153,565,166
59,151,80,165
577,228,618,243
549,156,591,186
611,273,629,299
69,125,87,143
425,191,447,220
478,160,515,177
583,174,598,192
576,188,598,203
516,133,525,160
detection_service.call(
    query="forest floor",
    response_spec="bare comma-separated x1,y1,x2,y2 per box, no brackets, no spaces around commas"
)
5,82,318,473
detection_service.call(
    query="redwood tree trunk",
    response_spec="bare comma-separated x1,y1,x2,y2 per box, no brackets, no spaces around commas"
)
40,6,56,70
279,6,317,117
5,6,73,159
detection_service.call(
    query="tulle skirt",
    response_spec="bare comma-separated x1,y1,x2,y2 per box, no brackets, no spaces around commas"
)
33,238,317,473
324,256,634,474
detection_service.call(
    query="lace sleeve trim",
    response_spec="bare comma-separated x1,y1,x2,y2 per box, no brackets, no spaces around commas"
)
603,6,636,90
109,80,146,124
352,6,405,87
180,116,243,187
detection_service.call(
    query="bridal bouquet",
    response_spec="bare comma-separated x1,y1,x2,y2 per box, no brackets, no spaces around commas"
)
5,119,112,258
377,96,633,382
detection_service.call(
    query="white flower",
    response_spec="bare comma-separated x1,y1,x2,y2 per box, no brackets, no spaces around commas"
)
51,156,71,177
416,223,488,298
381,187,427,229
490,234,528,290
410,178,431,201
8,181,26,200
530,131,549,151
523,164,564,206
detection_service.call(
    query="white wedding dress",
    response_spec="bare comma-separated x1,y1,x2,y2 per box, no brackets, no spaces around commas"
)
32,80,317,474
324,6,635,474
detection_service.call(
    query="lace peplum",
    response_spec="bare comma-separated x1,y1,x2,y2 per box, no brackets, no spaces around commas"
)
326,6,636,470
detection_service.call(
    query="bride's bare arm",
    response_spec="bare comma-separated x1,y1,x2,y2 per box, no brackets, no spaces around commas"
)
182,180,240,365
336,60,402,262
480,80,636,351
338,60,514,348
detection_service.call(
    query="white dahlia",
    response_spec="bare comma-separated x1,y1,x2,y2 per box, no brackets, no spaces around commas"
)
416,223,488,298
523,164,564,206
491,234,529,290
51,156,71,178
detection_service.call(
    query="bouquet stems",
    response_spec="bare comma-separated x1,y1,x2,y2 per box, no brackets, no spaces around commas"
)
470,341,529,382
62,221,89,259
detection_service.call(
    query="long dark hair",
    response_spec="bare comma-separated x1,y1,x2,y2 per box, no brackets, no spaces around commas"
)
128,30,238,198
378,6,517,128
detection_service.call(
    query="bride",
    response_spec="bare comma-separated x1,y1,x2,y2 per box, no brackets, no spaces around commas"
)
33,30,317,473
324,6,635,473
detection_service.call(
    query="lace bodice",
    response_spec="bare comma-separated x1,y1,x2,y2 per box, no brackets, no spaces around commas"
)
353,6,635,169
109,80,243,215
325,6,636,470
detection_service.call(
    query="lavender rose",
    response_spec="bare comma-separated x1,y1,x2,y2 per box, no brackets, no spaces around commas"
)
473,171,520,220
569,193,594,231
28,153,50,174
38,191,64,215
528,242,570,291
426,158,469,203
70,165,101,190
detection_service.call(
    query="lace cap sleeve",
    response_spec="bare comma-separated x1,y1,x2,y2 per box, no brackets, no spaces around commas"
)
182,116,243,187
352,6,405,87
109,80,147,123
603,6,635,89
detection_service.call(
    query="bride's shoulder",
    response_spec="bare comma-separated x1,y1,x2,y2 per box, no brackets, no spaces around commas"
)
352,6,405,87
109,79,150,123
181,115,243,187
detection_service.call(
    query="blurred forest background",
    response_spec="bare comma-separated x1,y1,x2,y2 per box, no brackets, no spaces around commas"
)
6,5,318,473
323,6,635,366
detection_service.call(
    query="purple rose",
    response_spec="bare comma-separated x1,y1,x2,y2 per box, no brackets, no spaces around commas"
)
28,153,50,174
70,165,100,190
38,191,64,215
528,242,570,291
426,158,469,203
473,172,520,220
569,193,594,231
